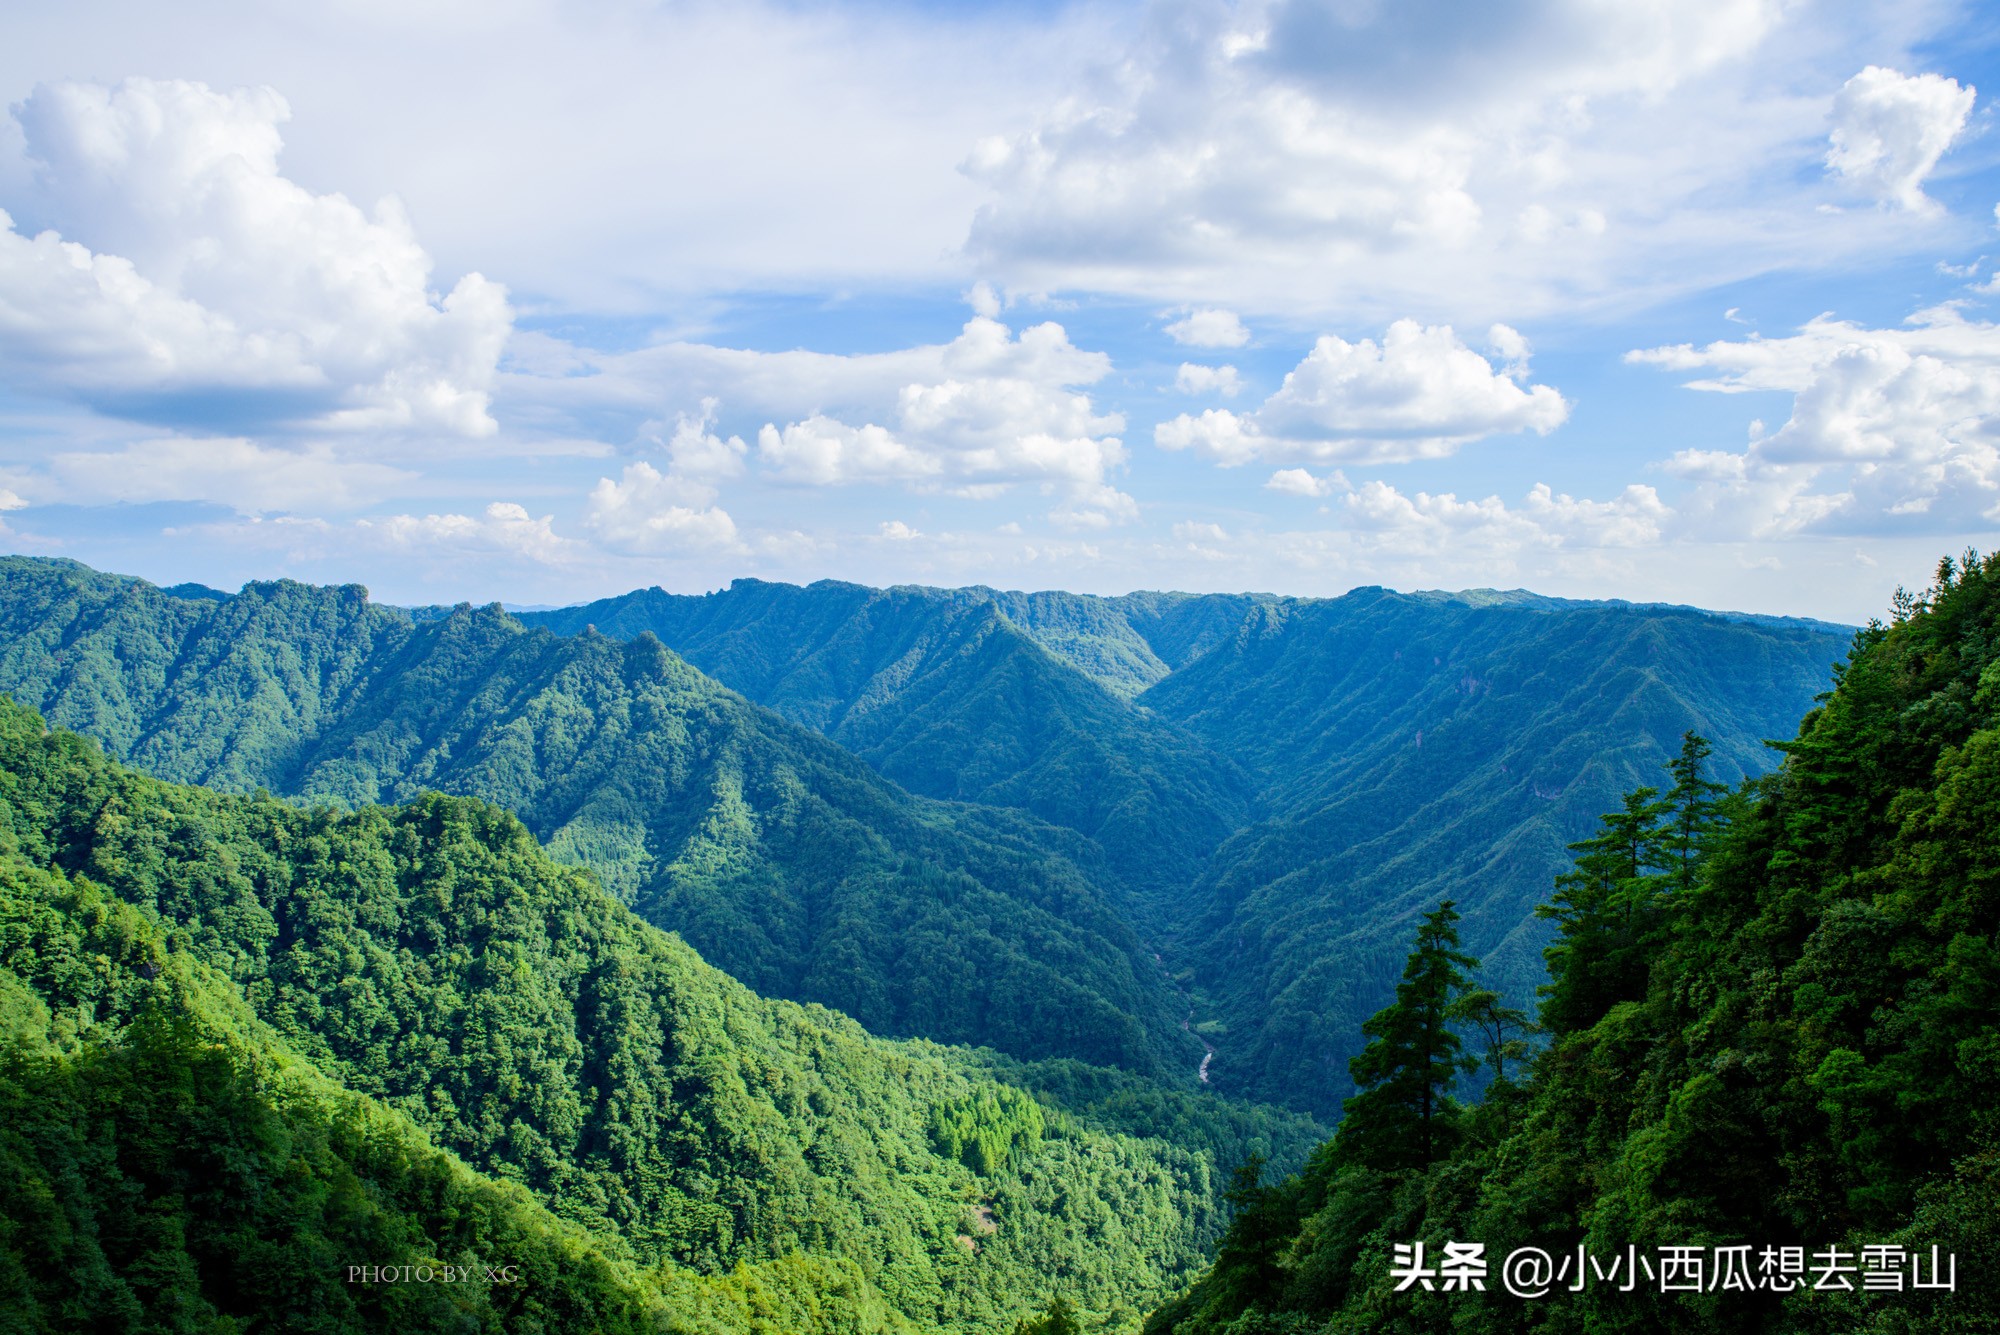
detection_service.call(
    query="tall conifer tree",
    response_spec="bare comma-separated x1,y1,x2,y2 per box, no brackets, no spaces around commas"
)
1536,785,1670,1034
1337,900,1478,1171
1660,730,1728,894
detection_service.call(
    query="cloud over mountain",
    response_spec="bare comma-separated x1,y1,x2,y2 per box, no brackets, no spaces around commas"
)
1156,320,1567,465
1631,305,2000,532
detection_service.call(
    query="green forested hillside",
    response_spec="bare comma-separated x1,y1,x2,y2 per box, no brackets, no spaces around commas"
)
0,869,693,1334
0,557,1851,1122
0,699,1322,1333
518,579,1257,900
0,557,1195,1076
1148,555,1999,1334
1137,588,1849,1115
515,577,1846,1118
0,550,1892,1331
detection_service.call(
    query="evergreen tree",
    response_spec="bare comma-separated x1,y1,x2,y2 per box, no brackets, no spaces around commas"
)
1536,785,1670,1034
1660,730,1728,894
1448,987,1536,1085
1011,1295,1083,1335
1337,901,1478,1171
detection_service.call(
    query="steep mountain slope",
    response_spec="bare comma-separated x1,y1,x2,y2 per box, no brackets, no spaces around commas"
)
518,580,1257,899
1148,554,1999,1335
0,557,1196,1076
0,557,1852,1126
1090,591,1277,685
1,874,692,1334
0,699,1315,1332
1140,587,1852,1115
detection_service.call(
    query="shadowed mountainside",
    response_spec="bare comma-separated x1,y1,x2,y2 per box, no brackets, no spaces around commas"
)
0,557,1198,1078
1139,587,1851,1113
517,581,1261,903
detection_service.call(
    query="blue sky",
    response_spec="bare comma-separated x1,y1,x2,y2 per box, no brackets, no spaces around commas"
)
1,0,1997,621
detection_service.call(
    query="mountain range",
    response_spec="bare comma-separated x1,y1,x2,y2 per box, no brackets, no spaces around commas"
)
512,574,1850,1112
1151,552,2000,1335
0,692,1320,1332
0,558,1850,1120
0,550,1914,1333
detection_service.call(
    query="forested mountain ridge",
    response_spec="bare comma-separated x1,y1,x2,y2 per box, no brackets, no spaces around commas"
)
517,579,1259,901
0,556,1197,1076
1,879,712,1327
0,556,1851,1125
1134,587,1851,1115
0,697,1326,1333
0,841,885,1334
517,579,1274,701
521,572,1848,1118
1149,556,2000,1334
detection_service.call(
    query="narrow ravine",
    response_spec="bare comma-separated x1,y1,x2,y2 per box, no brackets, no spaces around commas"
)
1158,952,1219,1085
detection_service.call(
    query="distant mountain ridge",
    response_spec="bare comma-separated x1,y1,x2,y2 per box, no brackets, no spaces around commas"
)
0,556,1852,1120
1393,583,1856,636
518,574,1852,1115
516,579,1263,904
0,556,1197,1078
1136,587,1852,1111
1147,555,1999,1335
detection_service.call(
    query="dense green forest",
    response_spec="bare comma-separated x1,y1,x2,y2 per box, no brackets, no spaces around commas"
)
1149,554,1999,1333
518,579,1259,902
0,557,1198,1077
1,864,690,1334
0,696,1323,1332
526,575,1849,1119
1143,589,1849,1115
0,553,1886,1333
0,559,1848,1120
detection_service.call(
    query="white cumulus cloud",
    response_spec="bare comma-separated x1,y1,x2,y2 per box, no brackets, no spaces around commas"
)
758,416,943,485
1165,309,1249,347
514,315,1136,527
1156,320,1567,465
1175,363,1243,396
0,78,510,436
584,463,740,555
1266,467,1347,498
1343,479,1671,555
366,502,578,565
1826,66,1976,212
584,403,743,554
1630,306,2000,531
655,401,749,481
962,0,1965,321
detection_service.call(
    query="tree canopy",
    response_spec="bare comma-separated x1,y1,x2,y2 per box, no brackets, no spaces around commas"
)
1146,555,2000,1333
